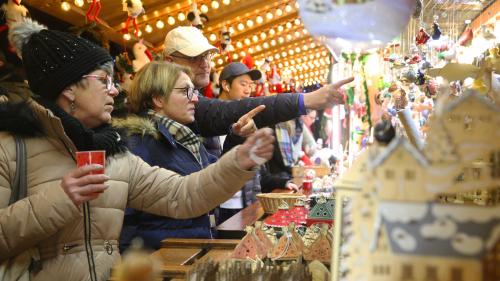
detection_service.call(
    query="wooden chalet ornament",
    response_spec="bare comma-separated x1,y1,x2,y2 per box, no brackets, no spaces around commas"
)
287,222,305,252
289,199,308,225
253,221,275,251
263,201,292,227
232,226,268,260
306,196,334,226
304,224,332,263
368,137,430,202
269,228,302,261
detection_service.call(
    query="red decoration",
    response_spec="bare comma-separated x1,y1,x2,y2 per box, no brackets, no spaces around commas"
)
86,0,102,22
241,53,254,69
264,203,292,227
289,202,308,225
415,28,430,45
458,27,473,46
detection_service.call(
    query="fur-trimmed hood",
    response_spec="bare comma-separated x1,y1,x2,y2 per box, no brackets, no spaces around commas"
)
0,81,43,137
112,115,160,139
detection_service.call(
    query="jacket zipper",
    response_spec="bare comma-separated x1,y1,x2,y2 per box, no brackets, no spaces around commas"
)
59,137,98,281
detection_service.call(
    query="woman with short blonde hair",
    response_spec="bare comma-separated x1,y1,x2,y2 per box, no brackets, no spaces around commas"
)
127,61,192,113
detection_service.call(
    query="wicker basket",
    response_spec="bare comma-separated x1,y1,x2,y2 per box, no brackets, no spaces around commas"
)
257,193,306,214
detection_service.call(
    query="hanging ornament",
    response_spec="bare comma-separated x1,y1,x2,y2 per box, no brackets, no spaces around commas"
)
241,53,254,69
457,26,473,46
132,39,152,73
299,0,416,54
121,0,145,37
0,0,29,28
415,27,430,45
218,26,233,62
431,22,441,40
85,0,101,22
187,2,206,30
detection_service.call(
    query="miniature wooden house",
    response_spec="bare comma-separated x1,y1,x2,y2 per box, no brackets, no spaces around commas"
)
367,202,500,281
369,137,431,202
306,196,334,226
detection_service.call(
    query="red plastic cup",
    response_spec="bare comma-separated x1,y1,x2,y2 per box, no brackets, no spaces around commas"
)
76,150,105,174
302,180,312,196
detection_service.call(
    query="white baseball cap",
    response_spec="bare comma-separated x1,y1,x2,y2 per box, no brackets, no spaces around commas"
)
164,26,219,57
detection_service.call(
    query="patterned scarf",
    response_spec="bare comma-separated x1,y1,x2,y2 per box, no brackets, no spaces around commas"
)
275,119,303,167
147,110,202,164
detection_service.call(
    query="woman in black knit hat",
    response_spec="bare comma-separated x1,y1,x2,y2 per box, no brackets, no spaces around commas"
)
0,19,275,281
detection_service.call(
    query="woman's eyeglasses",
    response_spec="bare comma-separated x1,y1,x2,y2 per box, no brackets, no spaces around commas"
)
173,86,198,101
82,74,114,91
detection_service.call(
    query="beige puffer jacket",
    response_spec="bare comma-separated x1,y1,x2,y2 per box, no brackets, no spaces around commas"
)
0,100,256,281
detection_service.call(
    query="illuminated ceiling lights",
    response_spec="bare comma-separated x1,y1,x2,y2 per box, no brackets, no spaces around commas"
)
266,12,273,20
256,16,263,24
252,35,259,42
223,0,230,5
246,19,254,27
211,1,219,9
145,24,153,33
237,23,245,31
209,34,217,41
244,38,251,45
123,33,131,40
294,19,301,25
275,8,283,17
269,28,275,36
277,25,284,32
156,20,165,29
236,41,243,48
285,22,292,29
285,4,292,13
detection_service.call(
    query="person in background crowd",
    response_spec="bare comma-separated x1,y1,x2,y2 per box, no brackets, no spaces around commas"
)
0,19,275,281
115,61,264,251
163,26,354,157
216,62,265,223
218,62,301,196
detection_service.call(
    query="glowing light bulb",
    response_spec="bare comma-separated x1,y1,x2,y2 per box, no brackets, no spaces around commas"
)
145,24,153,33
137,30,142,37
285,4,292,13
277,25,284,32
236,41,243,48
167,16,175,25
252,35,259,42
246,19,254,28
276,9,283,16
266,12,273,20
256,16,263,24
286,22,292,29
270,39,276,46
209,34,217,42
123,33,131,41
156,20,164,29
244,38,251,45
263,42,269,49
237,23,245,31
260,32,266,40
217,58,224,65
178,12,186,21
61,1,70,11
201,4,209,13
269,28,275,35
223,0,230,5
74,0,84,7
211,1,219,9
294,19,301,25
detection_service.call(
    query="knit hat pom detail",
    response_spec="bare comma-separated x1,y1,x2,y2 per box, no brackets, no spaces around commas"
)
8,18,47,59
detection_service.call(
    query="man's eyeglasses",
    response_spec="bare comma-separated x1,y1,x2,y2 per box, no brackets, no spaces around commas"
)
170,52,213,65
82,74,114,92
173,86,198,101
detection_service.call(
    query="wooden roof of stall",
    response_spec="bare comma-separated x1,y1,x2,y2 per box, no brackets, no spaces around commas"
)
23,0,496,85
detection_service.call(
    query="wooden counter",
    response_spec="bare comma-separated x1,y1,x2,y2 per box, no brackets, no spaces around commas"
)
153,238,240,280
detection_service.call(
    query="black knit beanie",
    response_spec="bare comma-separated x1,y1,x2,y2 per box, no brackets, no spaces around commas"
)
9,20,112,100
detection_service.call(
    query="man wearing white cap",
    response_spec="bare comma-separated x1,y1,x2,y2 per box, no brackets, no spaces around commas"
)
164,26,353,156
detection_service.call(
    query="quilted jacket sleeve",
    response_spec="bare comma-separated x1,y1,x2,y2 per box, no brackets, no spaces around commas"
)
194,94,301,137
126,146,256,219
0,134,81,262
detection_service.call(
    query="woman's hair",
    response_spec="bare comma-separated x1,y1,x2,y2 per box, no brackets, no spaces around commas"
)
127,61,192,113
